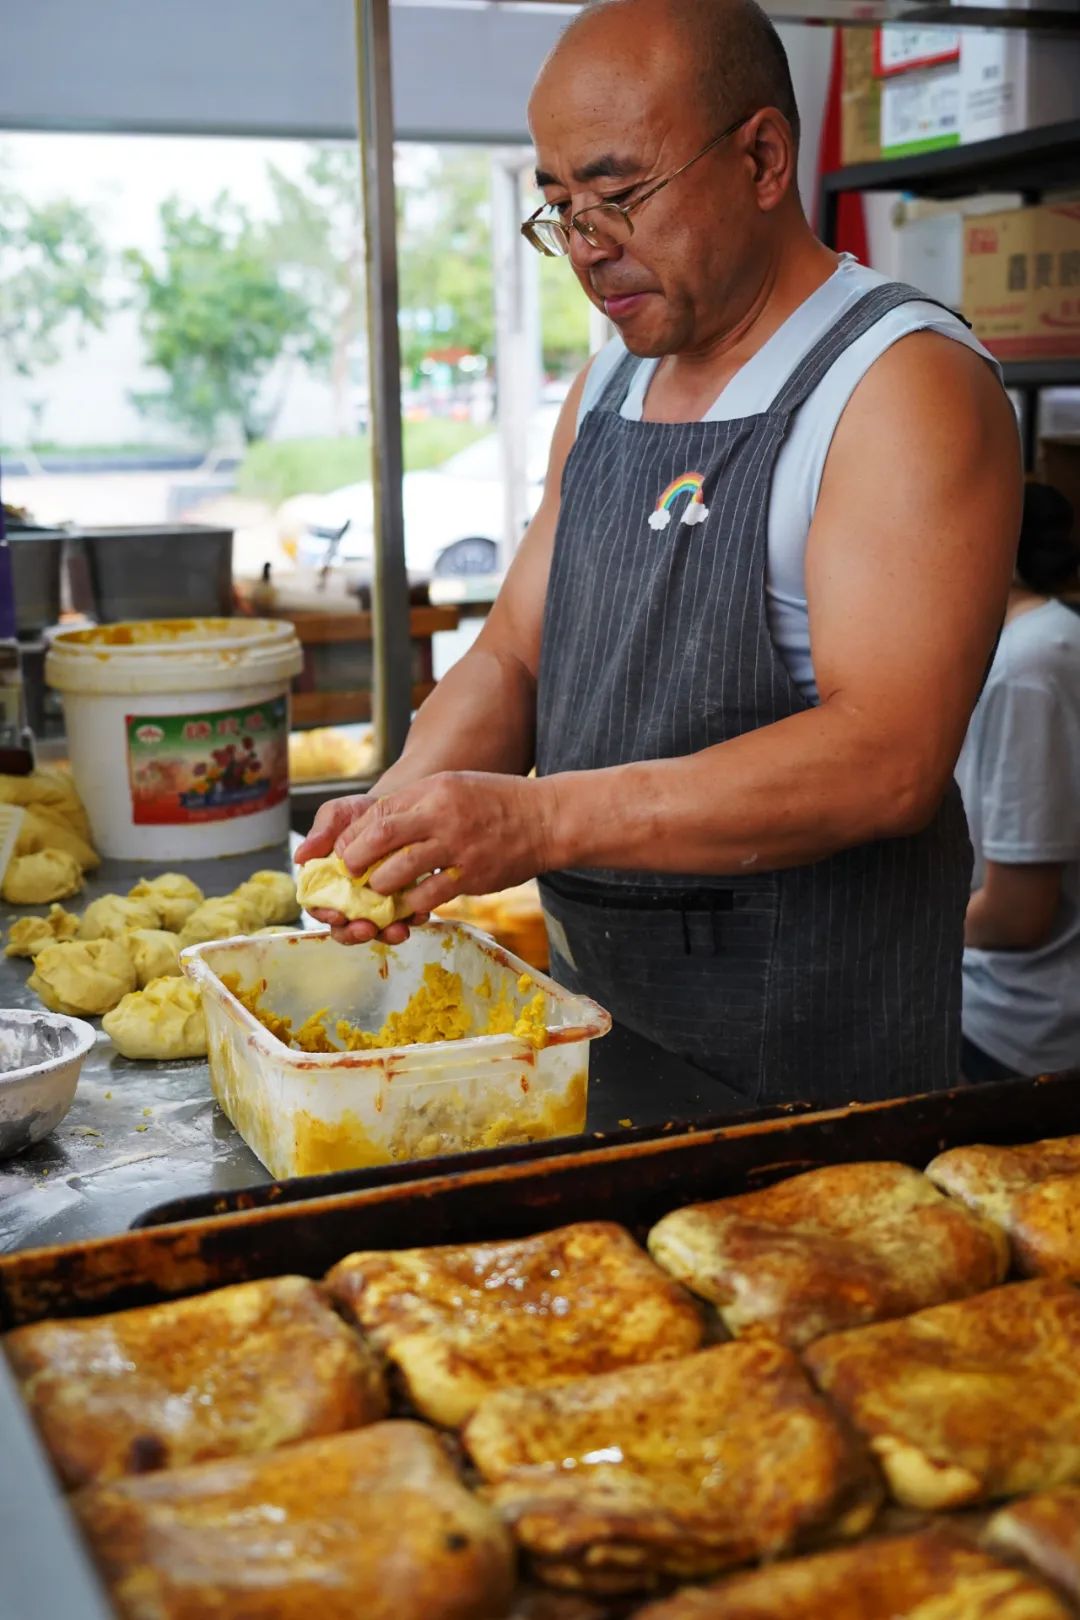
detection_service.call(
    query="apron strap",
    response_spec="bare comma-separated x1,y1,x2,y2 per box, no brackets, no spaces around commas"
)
595,350,643,413
769,282,970,417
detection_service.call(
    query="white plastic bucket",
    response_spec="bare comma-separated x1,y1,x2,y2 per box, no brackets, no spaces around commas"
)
46,617,304,861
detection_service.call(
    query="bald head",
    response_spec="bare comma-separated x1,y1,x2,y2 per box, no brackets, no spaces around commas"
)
545,0,799,151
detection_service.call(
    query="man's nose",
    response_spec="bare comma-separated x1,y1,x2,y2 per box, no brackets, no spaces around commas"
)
567,225,621,273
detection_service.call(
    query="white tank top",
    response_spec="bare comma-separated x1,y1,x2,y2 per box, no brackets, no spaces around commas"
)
577,257,997,701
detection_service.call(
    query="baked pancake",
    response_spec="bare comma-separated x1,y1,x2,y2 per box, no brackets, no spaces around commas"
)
987,1489,1080,1605
75,1420,515,1620
463,1341,881,1593
647,1162,1008,1348
326,1221,703,1428
5,1275,386,1489
631,1528,1072,1619
927,1136,1080,1281
805,1279,1080,1511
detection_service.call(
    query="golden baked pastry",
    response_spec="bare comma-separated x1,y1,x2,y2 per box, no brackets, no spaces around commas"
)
805,1279,1080,1511
928,1136,1080,1281
79,894,161,942
75,1420,515,1620
177,894,261,948
3,848,83,905
288,726,376,783
102,976,207,1061
232,869,300,927
297,853,410,932
986,1488,1080,1606
128,873,204,933
126,928,182,987
6,1275,387,1489
327,1221,703,1428
5,903,80,958
465,1341,881,1593
648,1162,1008,1348
632,1528,1072,1619
28,937,136,1016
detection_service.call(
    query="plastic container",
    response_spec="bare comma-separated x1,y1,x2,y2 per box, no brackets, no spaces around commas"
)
45,618,303,862
182,923,611,1179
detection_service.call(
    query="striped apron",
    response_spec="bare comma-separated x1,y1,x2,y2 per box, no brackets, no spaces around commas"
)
535,284,973,1108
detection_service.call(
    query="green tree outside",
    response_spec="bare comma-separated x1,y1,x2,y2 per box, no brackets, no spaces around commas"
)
0,172,108,380
126,195,328,446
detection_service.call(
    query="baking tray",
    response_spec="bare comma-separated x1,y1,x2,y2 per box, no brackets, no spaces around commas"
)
128,1100,822,1228
3,1068,1079,1331
2,1069,1079,1620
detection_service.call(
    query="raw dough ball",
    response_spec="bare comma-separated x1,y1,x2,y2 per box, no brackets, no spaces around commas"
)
3,850,84,906
103,976,207,1061
296,854,409,932
28,939,137,1017
0,767,93,843
178,895,262,949
79,895,160,942
128,872,204,932
16,805,100,872
5,905,81,958
233,869,301,927
128,928,182,987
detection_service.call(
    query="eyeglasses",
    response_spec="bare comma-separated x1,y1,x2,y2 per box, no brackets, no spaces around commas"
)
521,114,751,258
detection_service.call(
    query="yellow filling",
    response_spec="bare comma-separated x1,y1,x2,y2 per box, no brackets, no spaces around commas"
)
221,961,549,1054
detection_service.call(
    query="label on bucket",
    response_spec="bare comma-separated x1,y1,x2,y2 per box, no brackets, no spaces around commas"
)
125,697,288,825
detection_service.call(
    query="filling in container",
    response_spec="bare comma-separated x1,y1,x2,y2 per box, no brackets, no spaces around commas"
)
182,923,610,1178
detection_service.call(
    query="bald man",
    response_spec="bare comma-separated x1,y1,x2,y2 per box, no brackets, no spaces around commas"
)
299,0,1022,1108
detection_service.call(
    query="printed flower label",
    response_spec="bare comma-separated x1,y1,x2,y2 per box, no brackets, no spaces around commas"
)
126,698,288,825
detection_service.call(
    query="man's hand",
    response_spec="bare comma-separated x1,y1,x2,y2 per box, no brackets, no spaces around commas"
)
295,790,407,945
337,771,555,920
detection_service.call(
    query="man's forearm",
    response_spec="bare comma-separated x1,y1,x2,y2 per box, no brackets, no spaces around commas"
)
377,643,537,796
538,701,944,876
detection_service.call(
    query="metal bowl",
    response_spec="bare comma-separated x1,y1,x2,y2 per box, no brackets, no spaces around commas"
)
0,1010,96,1160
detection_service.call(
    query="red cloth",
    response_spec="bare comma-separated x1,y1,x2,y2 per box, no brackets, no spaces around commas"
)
815,29,870,265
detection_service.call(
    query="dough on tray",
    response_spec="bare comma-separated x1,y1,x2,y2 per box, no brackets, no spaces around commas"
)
28,938,137,1017
128,872,204,933
5,904,80,958
16,805,100,872
103,976,207,1061
297,854,410,932
127,929,182,987
233,869,301,927
3,849,84,906
177,895,262,949
986,1487,1080,1607
0,766,93,843
79,894,161,942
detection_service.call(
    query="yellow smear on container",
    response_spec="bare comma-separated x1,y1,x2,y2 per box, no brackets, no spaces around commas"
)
221,961,549,1054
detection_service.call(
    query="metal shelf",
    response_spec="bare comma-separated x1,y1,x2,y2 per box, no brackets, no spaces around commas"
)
762,0,1080,23
1002,358,1080,390
822,118,1080,206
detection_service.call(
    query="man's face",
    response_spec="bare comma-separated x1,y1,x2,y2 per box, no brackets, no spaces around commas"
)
528,31,758,358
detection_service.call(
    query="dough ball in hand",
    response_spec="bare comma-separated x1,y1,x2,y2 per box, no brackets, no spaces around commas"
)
233,870,301,927
128,928,182,987
28,939,137,1017
297,854,411,932
3,850,84,906
5,905,80,958
128,873,204,933
103,976,207,1061
79,895,161,942
177,896,262,949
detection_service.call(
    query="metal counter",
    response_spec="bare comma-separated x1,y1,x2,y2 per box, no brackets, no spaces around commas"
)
0,847,723,1253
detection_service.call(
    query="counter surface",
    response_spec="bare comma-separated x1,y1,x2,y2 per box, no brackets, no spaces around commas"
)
0,848,716,1253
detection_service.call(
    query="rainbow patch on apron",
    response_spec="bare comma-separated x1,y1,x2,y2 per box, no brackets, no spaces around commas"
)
648,471,709,531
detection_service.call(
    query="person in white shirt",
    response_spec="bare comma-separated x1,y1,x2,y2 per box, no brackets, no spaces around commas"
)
957,481,1080,1081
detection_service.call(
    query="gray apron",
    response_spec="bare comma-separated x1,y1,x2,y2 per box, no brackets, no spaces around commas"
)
535,283,974,1109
